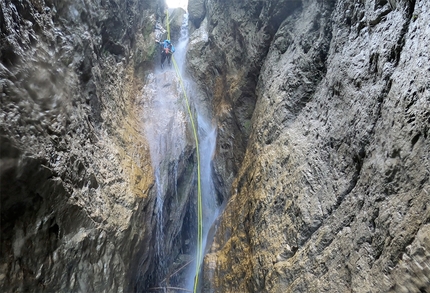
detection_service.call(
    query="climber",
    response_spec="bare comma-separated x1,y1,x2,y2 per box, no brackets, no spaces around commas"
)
157,39,175,69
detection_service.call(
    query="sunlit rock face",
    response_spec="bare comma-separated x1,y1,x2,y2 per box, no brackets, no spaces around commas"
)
187,0,430,292
0,0,166,292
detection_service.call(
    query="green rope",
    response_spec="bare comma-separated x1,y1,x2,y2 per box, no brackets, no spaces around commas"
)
166,9,203,293
166,9,171,41
172,57,203,293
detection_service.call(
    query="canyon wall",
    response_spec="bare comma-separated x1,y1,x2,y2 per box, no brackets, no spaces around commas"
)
0,0,188,292
187,0,429,292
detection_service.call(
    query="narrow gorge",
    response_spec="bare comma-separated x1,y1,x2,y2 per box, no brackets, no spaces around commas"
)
1,0,429,293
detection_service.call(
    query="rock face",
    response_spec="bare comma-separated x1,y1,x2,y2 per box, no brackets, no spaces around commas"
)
187,0,429,292
188,0,206,29
0,0,195,292
188,0,301,200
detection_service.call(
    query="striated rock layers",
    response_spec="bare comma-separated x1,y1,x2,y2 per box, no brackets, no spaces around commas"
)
1,0,194,292
187,0,429,292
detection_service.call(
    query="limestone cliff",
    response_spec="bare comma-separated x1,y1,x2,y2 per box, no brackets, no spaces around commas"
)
0,0,193,292
187,0,429,292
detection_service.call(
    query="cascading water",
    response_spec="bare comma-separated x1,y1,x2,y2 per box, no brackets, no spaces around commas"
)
183,113,219,291
140,55,188,290
197,114,219,247
140,6,219,292
173,12,219,292
174,13,189,69
154,167,166,269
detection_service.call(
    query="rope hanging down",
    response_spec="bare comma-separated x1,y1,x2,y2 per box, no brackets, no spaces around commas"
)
166,9,171,41
166,9,203,293
172,57,203,293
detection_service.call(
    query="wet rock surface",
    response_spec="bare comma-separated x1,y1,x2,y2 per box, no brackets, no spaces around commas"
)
137,69,198,291
187,0,430,292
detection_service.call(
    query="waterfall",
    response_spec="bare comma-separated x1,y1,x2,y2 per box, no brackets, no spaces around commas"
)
141,56,188,290
174,13,189,69
174,13,219,293
141,7,219,292
154,167,165,269
198,114,218,245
